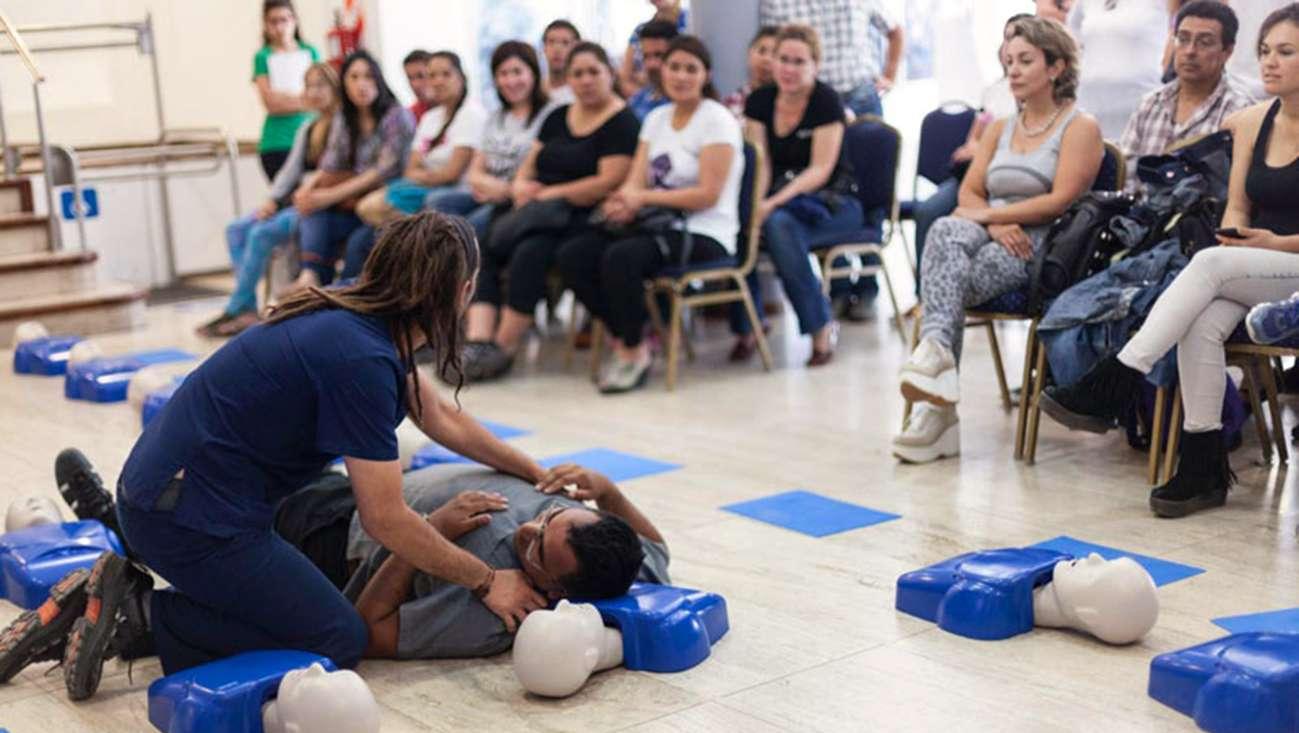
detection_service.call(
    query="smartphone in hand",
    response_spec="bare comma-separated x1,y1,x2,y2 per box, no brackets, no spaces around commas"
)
1216,227,1244,239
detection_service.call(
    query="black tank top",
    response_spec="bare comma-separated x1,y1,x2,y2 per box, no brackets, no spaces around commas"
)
1245,99,1299,237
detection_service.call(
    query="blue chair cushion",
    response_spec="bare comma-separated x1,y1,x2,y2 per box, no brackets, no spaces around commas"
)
1228,322,1299,349
970,289,1030,315
655,255,738,280
807,224,884,251
898,200,917,220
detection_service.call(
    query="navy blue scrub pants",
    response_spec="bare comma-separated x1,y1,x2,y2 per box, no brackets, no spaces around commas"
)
117,496,367,675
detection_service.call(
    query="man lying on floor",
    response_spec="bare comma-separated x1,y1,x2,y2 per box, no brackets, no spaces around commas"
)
274,462,670,659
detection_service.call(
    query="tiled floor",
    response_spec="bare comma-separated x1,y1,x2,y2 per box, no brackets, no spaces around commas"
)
0,288,1294,732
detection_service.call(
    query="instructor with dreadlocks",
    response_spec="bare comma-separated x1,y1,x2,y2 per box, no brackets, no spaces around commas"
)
45,213,549,700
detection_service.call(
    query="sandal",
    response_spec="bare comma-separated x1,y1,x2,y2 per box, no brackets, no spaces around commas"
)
214,311,261,337
195,313,235,338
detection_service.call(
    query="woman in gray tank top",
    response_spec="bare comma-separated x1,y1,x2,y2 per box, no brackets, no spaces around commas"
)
893,16,1104,465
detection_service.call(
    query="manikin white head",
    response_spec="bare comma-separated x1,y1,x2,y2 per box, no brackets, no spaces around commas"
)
5,496,63,532
261,663,380,733
513,600,621,698
1049,553,1159,644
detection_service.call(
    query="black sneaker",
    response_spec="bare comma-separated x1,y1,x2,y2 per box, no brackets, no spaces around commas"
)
63,553,153,701
1149,429,1234,518
1039,354,1144,434
0,568,90,683
463,342,514,382
54,449,116,529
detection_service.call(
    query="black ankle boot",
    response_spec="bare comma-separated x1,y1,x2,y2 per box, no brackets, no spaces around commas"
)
1149,429,1234,518
1039,354,1144,434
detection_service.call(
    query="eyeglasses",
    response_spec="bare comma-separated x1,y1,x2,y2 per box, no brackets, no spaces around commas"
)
1174,33,1222,51
524,507,565,589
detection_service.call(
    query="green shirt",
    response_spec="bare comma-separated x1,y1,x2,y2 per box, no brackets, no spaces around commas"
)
253,42,321,152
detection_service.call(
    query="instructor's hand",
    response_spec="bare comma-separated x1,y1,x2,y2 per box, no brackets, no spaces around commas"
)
427,491,508,541
482,569,546,633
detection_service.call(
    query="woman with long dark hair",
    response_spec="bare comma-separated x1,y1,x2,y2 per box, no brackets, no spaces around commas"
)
25,213,548,699
284,50,415,293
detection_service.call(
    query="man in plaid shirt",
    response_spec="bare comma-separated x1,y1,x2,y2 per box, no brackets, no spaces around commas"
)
759,0,904,117
1117,1,1254,191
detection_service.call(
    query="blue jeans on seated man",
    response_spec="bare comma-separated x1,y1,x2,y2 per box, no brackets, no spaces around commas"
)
842,81,883,118
424,188,497,241
224,207,298,315
913,177,961,296
734,193,866,335
298,208,365,285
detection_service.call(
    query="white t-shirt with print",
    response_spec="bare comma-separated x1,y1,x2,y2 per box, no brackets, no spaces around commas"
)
412,99,487,186
479,101,561,182
640,99,744,254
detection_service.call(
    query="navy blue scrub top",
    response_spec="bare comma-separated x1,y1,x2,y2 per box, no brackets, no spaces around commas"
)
119,309,407,537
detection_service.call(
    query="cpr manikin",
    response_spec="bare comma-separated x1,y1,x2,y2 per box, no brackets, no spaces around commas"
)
4,496,63,532
1032,553,1158,644
513,600,623,697
261,663,380,733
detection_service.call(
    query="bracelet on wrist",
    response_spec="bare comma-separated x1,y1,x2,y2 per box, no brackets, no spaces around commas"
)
471,568,495,599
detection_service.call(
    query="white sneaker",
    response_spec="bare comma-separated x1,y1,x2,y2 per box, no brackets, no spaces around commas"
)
892,404,960,464
899,337,960,405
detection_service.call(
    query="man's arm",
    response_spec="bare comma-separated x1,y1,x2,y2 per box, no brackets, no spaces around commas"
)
535,465,664,544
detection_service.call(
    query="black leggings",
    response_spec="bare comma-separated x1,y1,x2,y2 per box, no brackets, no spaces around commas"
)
558,229,729,347
259,150,291,181
475,222,592,315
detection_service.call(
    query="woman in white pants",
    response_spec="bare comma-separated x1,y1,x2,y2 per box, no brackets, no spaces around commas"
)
1040,5,1299,518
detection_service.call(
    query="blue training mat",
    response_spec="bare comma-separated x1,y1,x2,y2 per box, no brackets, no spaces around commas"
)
1029,536,1204,587
538,448,680,483
148,650,336,733
895,548,1070,641
721,490,900,537
1214,607,1299,635
12,335,83,376
64,348,196,403
590,582,728,673
1148,632,1299,733
141,378,186,428
407,419,530,471
0,521,124,609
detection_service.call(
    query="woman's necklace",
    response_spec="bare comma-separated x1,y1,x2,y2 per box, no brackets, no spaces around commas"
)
1019,105,1063,137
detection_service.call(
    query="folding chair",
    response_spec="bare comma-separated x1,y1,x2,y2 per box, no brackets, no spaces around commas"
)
897,102,976,273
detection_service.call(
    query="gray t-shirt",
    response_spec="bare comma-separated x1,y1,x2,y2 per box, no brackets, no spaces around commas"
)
479,101,561,181
342,464,670,659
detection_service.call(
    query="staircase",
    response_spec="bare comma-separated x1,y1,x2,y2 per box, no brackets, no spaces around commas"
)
0,178,146,344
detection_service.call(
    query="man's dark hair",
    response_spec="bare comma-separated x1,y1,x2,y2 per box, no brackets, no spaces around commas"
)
561,513,644,599
638,20,680,43
750,25,780,47
1177,0,1239,48
543,19,581,42
403,49,433,66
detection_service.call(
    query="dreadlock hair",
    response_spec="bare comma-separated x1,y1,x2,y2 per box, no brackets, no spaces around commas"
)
267,212,481,417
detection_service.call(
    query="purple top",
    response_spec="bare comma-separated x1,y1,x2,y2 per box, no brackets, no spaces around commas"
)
320,105,416,180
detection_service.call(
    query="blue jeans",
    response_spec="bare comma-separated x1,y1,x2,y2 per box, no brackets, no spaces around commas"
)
224,208,298,315
424,189,497,241
298,208,364,285
842,82,883,118
118,497,366,675
913,177,961,295
740,195,865,335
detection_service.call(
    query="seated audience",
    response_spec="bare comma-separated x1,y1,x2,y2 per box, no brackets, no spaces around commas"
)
275,464,667,659
1041,5,1299,519
912,14,1030,298
723,26,778,119
1068,0,1171,139
199,62,339,338
541,20,581,104
893,16,1102,464
285,51,414,291
1119,1,1253,191
734,24,861,366
620,0,690,98
627,20,680,120
425,42,556,241
252,0,320,181
401,49,436,123
558,36,743,394
463,42,639,382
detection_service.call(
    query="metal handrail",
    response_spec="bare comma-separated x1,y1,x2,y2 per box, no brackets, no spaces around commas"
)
0,8,58,250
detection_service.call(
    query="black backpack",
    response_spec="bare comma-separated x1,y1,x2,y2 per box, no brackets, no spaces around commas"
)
1028,191,1136,315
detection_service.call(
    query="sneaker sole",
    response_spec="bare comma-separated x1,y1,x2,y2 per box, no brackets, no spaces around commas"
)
1150,490,1227,518
1037,392,1117,434
0,568,90,683
64,553,132,701
899,371,959,406
893,423,960,464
